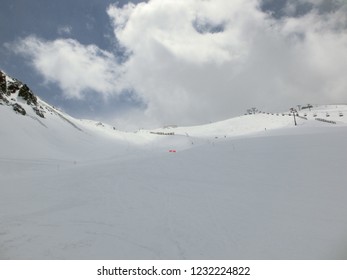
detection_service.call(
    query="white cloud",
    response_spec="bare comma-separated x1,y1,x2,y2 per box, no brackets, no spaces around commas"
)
107,0,271,125
57,25,72,36
108,0,263,65
8,0,347,128
10,36,124,99
106,0,347,126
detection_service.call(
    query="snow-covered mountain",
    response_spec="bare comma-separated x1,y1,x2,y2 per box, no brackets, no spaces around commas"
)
0,70,158,159
1,70,347,260
1,70,347,156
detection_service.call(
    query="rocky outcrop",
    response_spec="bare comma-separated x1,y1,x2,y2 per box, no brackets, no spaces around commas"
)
18,84,38,106
33,107,45,118
0,71,6,94
12,103,26,115
0,70,45,118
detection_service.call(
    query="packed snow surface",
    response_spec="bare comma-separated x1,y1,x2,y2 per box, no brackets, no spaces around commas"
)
1,103,347,259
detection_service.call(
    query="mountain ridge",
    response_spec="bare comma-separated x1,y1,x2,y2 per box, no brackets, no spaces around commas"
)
1,69,347,145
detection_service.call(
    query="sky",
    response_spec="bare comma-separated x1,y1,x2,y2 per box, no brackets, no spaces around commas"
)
1,0,347,130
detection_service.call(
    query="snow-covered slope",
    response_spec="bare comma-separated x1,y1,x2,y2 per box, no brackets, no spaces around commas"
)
151,104,347,138
1,70,347,259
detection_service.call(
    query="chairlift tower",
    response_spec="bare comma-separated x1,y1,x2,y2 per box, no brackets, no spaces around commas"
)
290,108,297,126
